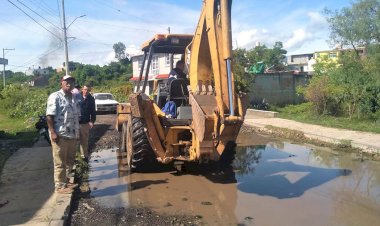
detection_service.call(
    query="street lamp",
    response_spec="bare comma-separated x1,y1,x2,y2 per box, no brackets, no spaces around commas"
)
61,0,86,75
67,14,86,29
2,48,15,87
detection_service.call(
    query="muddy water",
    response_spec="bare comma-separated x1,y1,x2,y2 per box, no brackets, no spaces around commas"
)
89,134,380,226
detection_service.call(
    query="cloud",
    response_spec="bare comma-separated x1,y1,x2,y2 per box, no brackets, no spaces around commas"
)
307,11,326,25
284,28,312,50
233,9,329,54
4,1,200,71
2,0,335,71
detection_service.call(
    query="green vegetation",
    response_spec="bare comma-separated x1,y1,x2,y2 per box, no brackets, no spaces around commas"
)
0,111,38,175
273,103,380,134
295,0,380,123
0,41,134,173
278,0,380,132
233,41,287,92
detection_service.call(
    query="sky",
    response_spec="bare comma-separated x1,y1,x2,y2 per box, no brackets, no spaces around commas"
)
0,0,353,72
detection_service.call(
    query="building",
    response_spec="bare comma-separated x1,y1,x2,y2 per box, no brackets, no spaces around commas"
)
286,53,314,73
25,66,51,76
130,53,183,95
286,47,366,75
314,47,366,62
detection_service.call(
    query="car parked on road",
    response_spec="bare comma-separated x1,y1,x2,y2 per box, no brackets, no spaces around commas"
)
93,93,119,113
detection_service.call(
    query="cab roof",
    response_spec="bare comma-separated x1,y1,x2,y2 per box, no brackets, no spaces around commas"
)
141,34,193,54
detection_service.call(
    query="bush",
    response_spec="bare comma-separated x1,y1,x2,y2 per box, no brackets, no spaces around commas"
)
302,51,380,119
0,85,48,119
302,75,342,115
280,102,313,114
10,92,47,118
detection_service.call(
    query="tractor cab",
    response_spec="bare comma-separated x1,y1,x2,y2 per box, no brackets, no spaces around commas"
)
135,34,193,118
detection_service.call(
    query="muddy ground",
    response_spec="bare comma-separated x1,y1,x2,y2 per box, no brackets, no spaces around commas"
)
68,114,380,226
69,114,203,226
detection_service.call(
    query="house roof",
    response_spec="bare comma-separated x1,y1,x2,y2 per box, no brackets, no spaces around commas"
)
129,74,169,81
141,34,193,54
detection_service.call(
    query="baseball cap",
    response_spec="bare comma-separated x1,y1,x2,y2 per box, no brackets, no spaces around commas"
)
61,75,75,81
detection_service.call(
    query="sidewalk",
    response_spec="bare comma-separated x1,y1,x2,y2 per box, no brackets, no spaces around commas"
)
244,114,380,154
0,137,72,226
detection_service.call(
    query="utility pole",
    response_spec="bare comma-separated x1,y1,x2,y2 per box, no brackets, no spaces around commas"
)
61,0,85,76
2,48,15,87
61,0,69,75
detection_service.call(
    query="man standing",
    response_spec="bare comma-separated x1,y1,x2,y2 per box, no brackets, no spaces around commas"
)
76,84,96,161
46,75,80,194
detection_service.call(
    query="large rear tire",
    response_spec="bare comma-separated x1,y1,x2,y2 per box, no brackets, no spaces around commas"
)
130,117,157,171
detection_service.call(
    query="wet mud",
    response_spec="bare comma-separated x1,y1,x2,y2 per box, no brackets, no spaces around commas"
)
70,115,380,226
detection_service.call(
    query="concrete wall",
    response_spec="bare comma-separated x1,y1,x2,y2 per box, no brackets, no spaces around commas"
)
249,72,310,106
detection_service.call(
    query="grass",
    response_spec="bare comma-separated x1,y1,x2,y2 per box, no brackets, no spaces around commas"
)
0,111,39,175
272,103,380,134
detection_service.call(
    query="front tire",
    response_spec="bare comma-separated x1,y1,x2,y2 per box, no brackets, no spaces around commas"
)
130,117,157,171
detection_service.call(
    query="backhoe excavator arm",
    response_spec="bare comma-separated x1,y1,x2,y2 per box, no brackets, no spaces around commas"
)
189,0,237,117
188,0,244,157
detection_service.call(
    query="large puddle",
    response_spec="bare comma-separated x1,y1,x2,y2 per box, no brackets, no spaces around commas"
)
88,133,380,226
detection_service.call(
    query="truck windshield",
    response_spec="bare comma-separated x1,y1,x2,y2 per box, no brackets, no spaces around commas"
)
96,94,114,100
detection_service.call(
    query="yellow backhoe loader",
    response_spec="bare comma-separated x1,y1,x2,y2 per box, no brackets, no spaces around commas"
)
116,0,245,171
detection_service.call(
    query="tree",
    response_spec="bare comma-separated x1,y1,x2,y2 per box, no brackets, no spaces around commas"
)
113,42,127,60
246,42,287,72
324,0,380,52
265,41,287,71
233,48,253,92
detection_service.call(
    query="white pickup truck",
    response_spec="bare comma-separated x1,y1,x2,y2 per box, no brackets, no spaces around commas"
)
93,93,119,113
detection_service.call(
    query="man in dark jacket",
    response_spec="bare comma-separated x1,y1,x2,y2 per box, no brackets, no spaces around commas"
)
167,60,187,85
76,84,96,161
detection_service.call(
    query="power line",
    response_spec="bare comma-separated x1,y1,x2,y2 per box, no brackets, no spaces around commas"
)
92,0,167,30
7,0,62,41
28,0,58,16
93,0,121,13
16,0,61,30
75,38,113,46
80,19,160,33
26,0,60,24
56,0,62,27
0,17,45,34
8,44,63,70
8,64,31,69
39,0,59,15
8,38,78,70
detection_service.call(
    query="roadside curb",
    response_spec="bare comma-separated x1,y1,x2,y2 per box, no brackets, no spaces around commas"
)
48,164,76,226
244,118,380,155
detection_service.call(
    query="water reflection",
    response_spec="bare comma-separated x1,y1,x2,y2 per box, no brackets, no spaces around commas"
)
89,134,380,226
233,144,351,199
233,145,264,176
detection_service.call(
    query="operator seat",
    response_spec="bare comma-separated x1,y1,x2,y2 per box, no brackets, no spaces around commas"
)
168,78,189,107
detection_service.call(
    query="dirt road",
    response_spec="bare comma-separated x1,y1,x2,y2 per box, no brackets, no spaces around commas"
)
69,114,380,226
70,114,202,225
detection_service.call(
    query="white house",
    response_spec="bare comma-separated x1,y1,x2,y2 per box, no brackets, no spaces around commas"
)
25,66,51,76
130,53,183,96
286,53,314,73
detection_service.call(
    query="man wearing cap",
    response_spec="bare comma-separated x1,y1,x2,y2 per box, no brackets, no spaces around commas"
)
46,75,80,194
